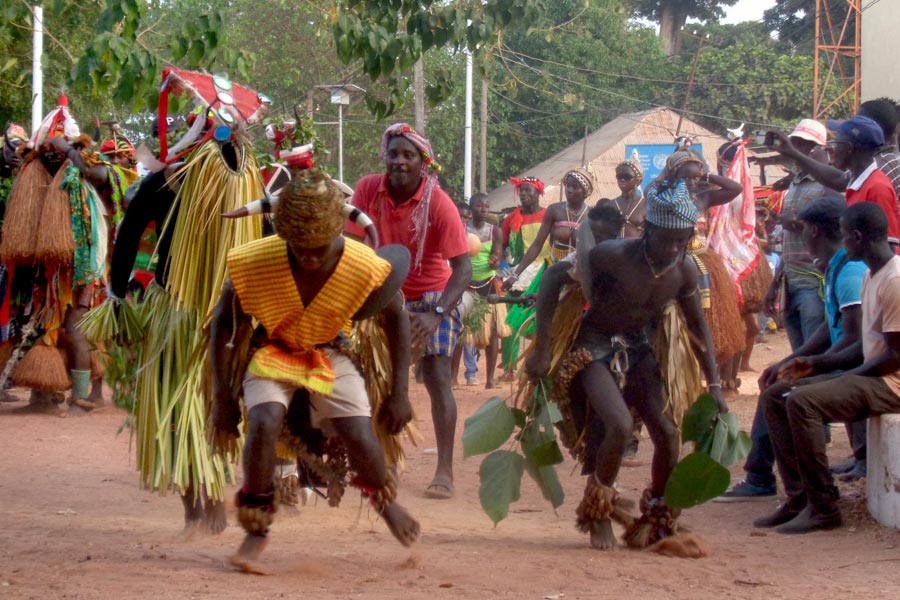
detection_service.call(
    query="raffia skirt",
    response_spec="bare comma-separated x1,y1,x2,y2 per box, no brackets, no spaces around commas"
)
693,248,744,363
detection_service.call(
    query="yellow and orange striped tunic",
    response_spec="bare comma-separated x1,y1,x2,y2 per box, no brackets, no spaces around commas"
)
227,236,391,394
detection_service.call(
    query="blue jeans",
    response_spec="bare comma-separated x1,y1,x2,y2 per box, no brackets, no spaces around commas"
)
783,284,825,352
744,391,777,487
463,344,478,379
744,284,824,486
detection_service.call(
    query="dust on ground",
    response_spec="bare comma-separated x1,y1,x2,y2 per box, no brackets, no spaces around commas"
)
1,331,899,599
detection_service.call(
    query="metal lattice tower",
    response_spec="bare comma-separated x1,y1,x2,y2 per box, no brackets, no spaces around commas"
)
813,0,862,119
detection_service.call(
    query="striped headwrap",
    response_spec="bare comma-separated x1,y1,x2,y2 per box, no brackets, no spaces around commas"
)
564,168,594,197
509,176,545,195
645,148,703,230
380,123,441,273
645,179,699,230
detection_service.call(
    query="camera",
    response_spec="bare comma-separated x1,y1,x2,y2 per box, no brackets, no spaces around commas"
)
754,130,777,147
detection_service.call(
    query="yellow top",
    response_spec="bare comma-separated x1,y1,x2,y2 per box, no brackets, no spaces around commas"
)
227,236,391,394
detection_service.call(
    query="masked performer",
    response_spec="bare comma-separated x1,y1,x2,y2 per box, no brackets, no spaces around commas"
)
0,97,137,412
83,70,269,532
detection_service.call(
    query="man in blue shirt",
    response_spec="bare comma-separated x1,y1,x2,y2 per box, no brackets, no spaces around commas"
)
729,198,867,507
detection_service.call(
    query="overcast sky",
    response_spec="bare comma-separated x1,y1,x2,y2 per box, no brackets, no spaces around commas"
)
720,0,778,25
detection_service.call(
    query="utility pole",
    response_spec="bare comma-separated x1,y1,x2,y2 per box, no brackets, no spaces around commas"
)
31,5,43,135
414,58,426,132
480,78,488,193
675,30,712,137
463,50,473,201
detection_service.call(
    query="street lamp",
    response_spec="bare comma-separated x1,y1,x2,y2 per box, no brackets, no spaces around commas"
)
314,83,365,184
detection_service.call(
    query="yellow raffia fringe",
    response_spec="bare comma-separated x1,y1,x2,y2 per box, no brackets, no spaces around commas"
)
653,303,704,436
514,285,585,408
353,317,420,469
161,140,263,318
132,141,263,501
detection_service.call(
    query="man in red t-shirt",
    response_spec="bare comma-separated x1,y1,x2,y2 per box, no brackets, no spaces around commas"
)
348,123,471,499
826,116,900,245
768,115,900,247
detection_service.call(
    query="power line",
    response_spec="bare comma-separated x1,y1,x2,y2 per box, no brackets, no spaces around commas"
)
498,48,789,130
499,46,816,88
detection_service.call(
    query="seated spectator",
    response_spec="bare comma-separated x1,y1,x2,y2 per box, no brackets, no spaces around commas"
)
757,202,900,534
718,197,866,502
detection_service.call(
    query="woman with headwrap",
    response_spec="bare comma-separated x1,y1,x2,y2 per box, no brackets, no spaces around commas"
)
497,176,547,380
501,169,595,379
650,149,747,393
613,160,645,239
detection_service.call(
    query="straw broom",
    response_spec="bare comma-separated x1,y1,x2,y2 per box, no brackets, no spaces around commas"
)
0,160,52,262
34,160,75,267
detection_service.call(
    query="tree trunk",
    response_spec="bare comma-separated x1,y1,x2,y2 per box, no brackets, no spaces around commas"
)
658,5,688,56
414,58,426,133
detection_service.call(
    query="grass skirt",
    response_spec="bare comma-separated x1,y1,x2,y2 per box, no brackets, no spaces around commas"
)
693,248,743,362
133,283,234,500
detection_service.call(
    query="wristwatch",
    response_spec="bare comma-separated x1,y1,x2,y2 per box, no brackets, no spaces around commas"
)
433,305,446,316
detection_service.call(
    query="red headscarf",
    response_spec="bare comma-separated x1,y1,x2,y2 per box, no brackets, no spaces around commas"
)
510,176,545,195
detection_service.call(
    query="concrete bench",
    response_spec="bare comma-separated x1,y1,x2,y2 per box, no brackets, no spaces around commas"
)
867,414,900,528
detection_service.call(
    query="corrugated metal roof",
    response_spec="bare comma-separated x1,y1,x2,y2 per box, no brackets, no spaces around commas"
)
488,107,785,211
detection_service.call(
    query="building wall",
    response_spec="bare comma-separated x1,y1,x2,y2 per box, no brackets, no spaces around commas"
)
861,1,900,101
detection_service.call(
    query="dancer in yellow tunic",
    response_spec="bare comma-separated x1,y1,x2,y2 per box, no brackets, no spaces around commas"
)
209,167,418,573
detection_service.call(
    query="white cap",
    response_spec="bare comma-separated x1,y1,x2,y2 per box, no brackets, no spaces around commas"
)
789,119,827,146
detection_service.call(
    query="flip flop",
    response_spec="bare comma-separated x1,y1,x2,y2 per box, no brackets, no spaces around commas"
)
424,478,454,500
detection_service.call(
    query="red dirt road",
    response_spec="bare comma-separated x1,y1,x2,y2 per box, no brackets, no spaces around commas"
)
1,331,899,599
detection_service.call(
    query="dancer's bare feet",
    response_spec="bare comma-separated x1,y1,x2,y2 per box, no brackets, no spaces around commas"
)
381,502,420,547
589,519,617,550
228,534,270,575
204,500,227,535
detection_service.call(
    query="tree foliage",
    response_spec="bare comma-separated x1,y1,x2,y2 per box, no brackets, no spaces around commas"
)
330,0,548,118
0,0,107,127
625,0,738,55
69,0,253,113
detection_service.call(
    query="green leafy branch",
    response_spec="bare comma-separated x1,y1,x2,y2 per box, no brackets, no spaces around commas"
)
664,394,752,509
330,0,548,118
462,380,565,525
70,0,254,112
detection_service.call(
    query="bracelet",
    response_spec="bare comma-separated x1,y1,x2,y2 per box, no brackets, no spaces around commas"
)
707,382,722,389
509,272,519,281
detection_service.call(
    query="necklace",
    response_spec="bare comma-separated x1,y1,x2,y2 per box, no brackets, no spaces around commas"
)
643,241,681,279
566,201,588,227
615,194,644,231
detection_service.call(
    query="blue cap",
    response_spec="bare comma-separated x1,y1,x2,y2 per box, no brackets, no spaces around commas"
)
826,115,885,149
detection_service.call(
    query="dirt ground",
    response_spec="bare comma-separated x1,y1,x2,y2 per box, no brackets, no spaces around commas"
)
2,330,900,600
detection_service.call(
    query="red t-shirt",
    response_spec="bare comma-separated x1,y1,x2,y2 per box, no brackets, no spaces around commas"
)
347,173,469,300
846,167,900,244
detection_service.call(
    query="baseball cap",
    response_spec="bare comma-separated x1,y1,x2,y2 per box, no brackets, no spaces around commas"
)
789,119,827,146
826,115,885,149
